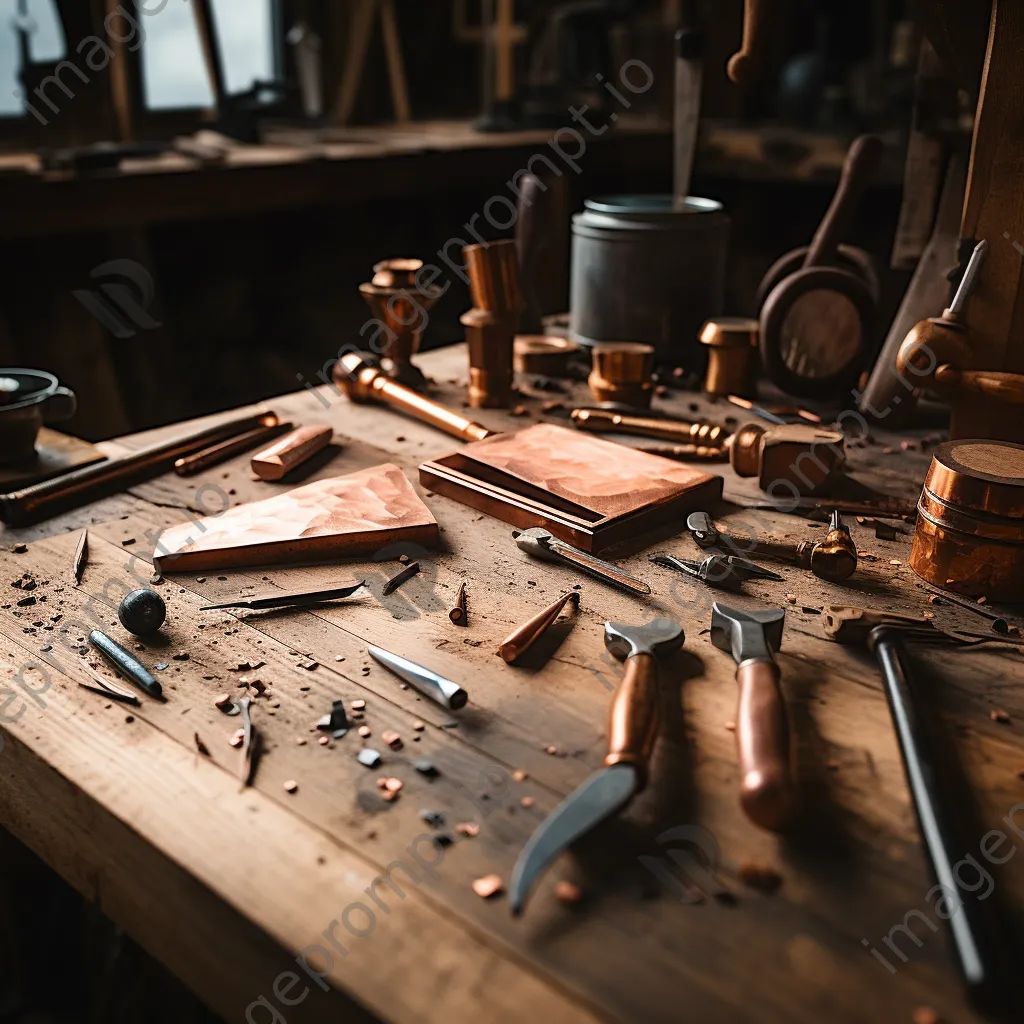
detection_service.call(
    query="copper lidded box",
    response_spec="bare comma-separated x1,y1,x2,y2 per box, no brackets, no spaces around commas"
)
909,439,1024,601
419,423,722,553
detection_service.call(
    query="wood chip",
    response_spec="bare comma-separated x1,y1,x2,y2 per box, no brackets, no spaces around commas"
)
472,874,504,898
214,693,233,709
358,725,371,738
412,720,425,731
520,796,534,808
545,745,558,755
384,777,403,793
512,769,528,782
739,862,783,892
194,732,210,756
785,594,796,603
554,880,583,905
351,699,366,710
283,780,298,793
455,821,480,837
991,709,1010,724
382,729,402,749
229,729,244,748
724,721,736,731
318,735,330,746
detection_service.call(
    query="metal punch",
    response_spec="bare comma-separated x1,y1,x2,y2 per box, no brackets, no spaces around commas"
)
512,527,650,595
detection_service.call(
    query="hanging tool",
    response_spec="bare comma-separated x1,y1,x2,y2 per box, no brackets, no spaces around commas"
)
449,583,468,626
512,527,651,595
509,618,685,914
651,552,783,589
333,353,496,442
88,630,163,701
200,582,366,612
673,11,705,209
367,645,468,710
499,591,579,664
689,509,858,582
710,603,796,831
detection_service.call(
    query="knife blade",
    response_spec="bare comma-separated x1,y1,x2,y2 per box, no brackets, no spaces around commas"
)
509,764,638,914
200,581,366,611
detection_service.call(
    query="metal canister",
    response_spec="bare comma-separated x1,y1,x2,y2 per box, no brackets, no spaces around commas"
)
569,195,729,368
909,440,1024,601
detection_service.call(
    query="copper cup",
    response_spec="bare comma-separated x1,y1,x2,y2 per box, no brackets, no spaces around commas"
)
588,342,655,408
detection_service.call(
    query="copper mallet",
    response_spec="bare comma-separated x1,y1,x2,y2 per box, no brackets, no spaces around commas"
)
333,353,495,442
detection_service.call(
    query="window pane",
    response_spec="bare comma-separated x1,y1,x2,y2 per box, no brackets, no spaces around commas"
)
212,0,275,95
140,0,215,110
0,0,66,116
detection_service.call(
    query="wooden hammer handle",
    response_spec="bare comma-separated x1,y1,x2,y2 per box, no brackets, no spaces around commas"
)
934,366,1024,404
805,135,883,269
735,658,798,831
604,653,660,781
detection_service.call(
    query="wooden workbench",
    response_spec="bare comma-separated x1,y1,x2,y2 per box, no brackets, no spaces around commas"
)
1,344,1022,1024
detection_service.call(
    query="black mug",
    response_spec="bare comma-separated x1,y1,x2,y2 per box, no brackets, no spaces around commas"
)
0,369,77,466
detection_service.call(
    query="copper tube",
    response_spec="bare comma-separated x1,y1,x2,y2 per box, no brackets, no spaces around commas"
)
462,308,515,408
499,591,579,664
464,240,525,315
0,411,279,526
571,407,728,445
334,354,495,442
174,422,291,476
699,317,759,396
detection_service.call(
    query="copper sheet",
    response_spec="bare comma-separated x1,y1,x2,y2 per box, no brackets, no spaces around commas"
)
154,464,438,573
455,423,716,518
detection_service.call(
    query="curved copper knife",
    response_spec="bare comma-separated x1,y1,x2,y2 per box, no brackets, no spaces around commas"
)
509,617,684,914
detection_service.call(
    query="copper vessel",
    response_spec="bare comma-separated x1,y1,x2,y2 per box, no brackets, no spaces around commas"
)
359,258,440,385
909,440,1024,600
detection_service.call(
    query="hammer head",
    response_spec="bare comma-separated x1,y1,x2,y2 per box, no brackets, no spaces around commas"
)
687,511,719,548
605,618,685,660
332,352,380,402
710,602,785,664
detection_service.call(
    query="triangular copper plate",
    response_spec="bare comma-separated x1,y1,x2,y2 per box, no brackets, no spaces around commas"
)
153,463,438,573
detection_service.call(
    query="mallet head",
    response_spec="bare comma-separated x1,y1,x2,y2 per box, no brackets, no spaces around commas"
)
604,618,685,660
710,603,785,663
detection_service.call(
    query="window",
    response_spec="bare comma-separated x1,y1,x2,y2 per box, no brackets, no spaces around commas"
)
0,0,66,116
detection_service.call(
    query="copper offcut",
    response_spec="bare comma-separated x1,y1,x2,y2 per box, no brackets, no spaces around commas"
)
513,335,580,376
699,317,760,396
449,582,468,625
499,591,580,664
570,408,728,446
174,421,291,476
333,353,495,442
383,560,421,596
909,440,1024,601
588,343,655,408
359,258,441,379
251,424,333,481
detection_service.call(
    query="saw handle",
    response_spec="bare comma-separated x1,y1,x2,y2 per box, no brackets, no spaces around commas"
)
604,652,660,783
735,658,797,830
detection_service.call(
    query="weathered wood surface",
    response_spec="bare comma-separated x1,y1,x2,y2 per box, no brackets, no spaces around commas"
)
2,344,1023,1024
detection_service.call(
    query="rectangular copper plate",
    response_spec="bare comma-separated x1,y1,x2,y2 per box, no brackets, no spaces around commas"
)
154,463,438,573
420,423,722,552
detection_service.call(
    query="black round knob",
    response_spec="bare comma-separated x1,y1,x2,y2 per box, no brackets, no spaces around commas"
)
118,589,166,636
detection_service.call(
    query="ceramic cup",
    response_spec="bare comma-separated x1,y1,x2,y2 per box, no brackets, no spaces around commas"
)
0,369,77,466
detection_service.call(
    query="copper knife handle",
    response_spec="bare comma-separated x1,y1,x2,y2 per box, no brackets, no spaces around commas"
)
546,539,651,595
604,652,660,783
735,658,797,831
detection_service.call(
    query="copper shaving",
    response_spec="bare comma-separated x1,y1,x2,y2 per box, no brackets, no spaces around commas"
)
472,874,504,898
